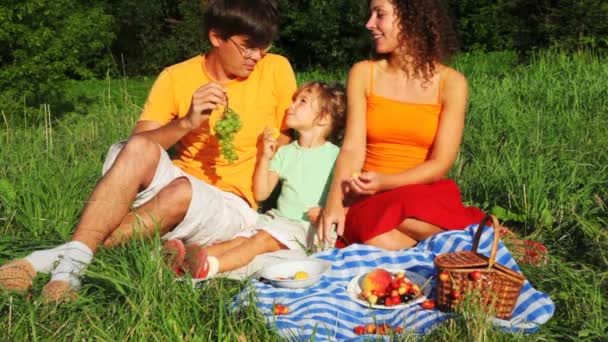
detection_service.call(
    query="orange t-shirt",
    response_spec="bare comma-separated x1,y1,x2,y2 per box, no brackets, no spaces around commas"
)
363,61,443,174
138,53,297,207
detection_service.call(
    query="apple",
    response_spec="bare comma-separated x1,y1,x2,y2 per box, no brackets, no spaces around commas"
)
359,269,392,293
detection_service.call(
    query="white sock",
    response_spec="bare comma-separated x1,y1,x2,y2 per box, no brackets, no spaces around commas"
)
24,244,69,274
49,241,93,289
206,256,219,278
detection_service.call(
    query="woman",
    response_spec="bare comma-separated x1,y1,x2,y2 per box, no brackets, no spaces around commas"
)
318,0,487,250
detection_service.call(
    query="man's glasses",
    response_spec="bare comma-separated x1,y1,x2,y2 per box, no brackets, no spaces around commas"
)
228,37,272,59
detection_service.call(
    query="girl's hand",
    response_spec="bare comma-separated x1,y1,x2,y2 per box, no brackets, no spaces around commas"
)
348,171,386,196
261,127,279,160
307,207,322,227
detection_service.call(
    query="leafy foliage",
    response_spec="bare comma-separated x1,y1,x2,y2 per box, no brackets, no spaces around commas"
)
105,0,208,75
0,0,114,116
274,0,370,69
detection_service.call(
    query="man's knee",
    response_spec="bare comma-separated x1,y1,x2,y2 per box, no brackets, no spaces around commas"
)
159,177,193,216
121,135,161,167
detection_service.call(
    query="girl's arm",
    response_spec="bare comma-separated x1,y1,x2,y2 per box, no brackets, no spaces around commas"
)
319,61,369,238
350,68,468,194
253,128,281,202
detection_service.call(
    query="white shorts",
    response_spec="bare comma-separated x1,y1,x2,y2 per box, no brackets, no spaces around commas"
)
235,210,319,251
102,141,258,245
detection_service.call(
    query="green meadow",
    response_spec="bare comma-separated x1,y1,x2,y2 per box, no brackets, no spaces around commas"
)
0,51,606,340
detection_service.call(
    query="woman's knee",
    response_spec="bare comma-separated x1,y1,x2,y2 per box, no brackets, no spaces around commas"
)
397,219,443,241
364,229,417,250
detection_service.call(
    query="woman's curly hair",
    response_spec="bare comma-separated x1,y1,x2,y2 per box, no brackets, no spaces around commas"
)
379,0,460,81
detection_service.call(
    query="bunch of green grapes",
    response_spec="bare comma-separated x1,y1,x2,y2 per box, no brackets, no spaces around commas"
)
214,106,242,163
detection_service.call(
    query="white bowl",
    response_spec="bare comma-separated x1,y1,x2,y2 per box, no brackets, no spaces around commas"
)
259,258,331,289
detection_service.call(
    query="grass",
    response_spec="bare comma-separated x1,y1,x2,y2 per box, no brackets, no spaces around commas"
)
1,51,607,340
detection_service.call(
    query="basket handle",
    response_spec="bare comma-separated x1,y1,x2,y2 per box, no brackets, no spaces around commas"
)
471,215,501,267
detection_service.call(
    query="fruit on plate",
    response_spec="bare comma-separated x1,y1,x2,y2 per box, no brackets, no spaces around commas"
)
359,269,392,293
359,269,422,306
293,271,309,280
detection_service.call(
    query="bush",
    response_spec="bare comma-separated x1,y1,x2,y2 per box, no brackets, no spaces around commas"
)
275,0,370,70
0,0,114,119
106,0,208,76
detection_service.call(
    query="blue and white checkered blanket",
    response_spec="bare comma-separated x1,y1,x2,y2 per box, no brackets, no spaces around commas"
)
232,224,555,341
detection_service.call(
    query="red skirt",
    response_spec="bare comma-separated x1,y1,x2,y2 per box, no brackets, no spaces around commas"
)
337,179,485,247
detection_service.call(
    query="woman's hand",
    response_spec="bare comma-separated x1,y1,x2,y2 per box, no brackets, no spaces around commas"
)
318,205,346,243
347,171,387,196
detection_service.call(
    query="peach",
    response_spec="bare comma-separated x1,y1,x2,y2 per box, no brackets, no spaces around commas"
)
359,268,392,293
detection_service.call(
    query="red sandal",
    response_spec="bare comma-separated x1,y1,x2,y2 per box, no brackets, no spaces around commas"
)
184,243,210,279
162,239,186,275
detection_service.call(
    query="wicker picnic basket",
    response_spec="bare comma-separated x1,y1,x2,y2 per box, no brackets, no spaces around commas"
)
434,215,526,320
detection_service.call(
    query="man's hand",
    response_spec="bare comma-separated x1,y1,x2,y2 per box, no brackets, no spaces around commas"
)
260,127,279,160
184,83,227,129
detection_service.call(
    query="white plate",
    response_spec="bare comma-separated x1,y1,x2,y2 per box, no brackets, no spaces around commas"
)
260,258,331,289
346,269,431,310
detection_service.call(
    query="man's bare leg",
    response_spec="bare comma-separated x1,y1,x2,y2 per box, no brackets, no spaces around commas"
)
71,136,163,252
41,137,194,302
102,177,193,248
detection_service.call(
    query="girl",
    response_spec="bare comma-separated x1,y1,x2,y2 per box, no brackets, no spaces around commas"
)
318,0,487,249
165,81,346,278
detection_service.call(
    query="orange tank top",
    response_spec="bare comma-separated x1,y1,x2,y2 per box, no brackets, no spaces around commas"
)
364,61,444,174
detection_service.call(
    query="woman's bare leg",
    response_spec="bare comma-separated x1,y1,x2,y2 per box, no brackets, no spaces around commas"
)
364,218,444,250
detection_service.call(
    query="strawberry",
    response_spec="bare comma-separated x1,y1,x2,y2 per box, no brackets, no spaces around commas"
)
470,270,482,281
273,304,289,315
385,297,393,306
354,325,365,335
377,323,391,335
421,299,435,310
452,290,461,300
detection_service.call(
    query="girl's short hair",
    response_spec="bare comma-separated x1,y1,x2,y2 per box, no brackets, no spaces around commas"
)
294,81,347,145
204,0,278,48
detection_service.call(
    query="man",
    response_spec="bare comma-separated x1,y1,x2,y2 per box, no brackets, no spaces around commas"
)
0,0,296,302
